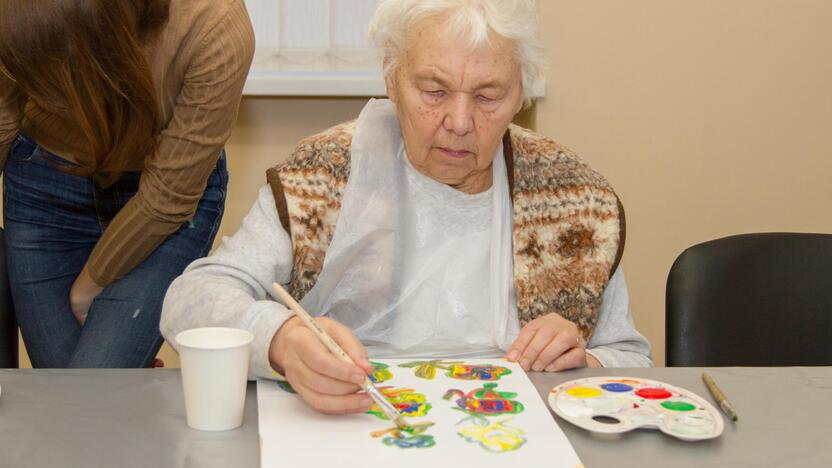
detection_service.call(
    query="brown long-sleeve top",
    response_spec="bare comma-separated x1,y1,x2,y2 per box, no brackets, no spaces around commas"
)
0,0,255,286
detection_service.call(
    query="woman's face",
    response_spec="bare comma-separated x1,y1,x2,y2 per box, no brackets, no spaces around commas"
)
386,15,524,194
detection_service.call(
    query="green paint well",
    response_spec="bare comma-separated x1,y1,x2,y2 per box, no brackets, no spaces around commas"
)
661,401,696,412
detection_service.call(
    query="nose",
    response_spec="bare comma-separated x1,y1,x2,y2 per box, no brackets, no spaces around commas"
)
442,94,474,136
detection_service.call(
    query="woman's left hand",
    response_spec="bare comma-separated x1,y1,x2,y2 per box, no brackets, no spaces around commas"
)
70,265,104,326
506,313,602,372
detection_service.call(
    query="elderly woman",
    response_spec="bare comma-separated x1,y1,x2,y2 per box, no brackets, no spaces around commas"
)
162,0,651,414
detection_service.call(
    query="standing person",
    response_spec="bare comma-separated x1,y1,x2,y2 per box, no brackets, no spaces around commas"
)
0,0,254,368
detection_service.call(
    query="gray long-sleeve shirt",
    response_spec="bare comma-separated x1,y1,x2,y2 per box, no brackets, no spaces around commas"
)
161,185,653,379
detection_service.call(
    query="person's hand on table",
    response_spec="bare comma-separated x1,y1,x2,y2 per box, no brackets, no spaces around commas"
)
269,316,374,415
70,264,105,326
506,313,602,372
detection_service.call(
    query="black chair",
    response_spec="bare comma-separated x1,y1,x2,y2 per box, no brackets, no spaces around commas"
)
0,227,18,368
666,232,832,367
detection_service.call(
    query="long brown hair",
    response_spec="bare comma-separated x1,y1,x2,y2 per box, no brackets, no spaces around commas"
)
0,0,170,172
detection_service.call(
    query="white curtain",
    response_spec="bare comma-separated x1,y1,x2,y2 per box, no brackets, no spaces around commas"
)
245,0,379,71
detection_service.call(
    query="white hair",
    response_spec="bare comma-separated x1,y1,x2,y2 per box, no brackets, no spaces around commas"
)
369,0,544,107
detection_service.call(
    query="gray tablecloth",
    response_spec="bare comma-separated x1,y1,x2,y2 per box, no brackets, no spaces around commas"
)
1,367,831,467
530,367,832,468
0,369,258,468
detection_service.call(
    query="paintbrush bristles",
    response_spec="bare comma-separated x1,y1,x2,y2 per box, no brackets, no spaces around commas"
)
366,383,410,429
394,415,410,429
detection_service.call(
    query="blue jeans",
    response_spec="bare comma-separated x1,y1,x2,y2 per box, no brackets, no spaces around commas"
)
3,134,227,368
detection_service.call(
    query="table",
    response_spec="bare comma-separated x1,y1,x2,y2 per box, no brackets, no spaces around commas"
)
1,367,830,467
530,367,832,468
0,369,258,468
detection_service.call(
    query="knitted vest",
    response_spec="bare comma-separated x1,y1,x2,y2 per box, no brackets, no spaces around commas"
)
266,122,625,339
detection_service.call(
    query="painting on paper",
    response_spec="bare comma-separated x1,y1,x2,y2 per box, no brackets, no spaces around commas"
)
258,358,582,468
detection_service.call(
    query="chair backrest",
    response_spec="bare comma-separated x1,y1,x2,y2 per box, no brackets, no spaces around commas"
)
0,227,18,368
666,232,832,367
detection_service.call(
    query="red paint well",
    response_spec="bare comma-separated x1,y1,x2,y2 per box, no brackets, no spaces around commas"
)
635,388,672,400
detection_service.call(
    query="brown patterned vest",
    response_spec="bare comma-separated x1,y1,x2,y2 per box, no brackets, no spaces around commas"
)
266,122,625,339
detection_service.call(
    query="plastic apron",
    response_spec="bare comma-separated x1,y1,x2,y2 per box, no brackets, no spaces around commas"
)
300,99,519,358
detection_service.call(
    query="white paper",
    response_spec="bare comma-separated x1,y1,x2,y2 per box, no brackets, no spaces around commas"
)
258,359,583,468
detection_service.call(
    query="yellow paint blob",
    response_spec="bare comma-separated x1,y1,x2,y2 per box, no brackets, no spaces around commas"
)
566,386,603,398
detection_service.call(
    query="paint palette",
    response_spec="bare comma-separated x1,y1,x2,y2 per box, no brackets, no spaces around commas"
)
548,376,724,442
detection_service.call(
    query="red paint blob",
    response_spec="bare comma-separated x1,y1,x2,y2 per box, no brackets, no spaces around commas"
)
635,388,672,400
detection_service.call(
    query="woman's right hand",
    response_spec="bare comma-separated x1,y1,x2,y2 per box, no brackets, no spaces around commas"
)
269,316,374,415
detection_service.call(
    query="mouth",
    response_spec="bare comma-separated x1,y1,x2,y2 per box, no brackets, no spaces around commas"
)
437,147,473,158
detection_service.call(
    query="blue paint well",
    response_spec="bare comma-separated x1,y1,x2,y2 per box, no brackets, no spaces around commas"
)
601,383,633,393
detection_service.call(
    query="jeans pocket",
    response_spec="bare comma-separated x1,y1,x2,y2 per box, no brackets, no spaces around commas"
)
6,135,80,170
6,134,36,163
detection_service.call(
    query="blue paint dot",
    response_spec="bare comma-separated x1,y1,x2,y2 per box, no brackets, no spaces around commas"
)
601,383,633,393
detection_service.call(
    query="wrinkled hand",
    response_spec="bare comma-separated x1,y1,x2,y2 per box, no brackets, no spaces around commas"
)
269,316,374,415
70,265,104,326
506,313,601,372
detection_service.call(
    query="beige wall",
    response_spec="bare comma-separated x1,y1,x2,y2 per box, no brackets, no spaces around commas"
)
16,1,832,368
537,1,832,365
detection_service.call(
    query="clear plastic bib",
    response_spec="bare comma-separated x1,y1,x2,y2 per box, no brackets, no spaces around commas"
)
300,99,519,358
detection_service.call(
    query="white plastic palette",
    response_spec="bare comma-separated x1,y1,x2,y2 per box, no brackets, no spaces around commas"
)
548,376,724,442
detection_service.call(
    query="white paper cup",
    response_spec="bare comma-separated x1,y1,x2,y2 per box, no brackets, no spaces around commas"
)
175,327,254,431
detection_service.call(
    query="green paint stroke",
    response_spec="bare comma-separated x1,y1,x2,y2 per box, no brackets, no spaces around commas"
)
398,360,463,380
382,434,436,449
369,361,393,383
367,387,432,420
661,401,696,412
372,421,436,449
446,364,512,381
444,383,524,416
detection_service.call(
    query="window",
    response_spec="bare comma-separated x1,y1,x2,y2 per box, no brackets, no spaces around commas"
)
243,0,544,98
244,0,385,96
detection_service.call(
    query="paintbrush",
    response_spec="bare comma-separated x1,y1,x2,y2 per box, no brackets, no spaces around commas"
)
702,372,738,422
271,283,409,429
